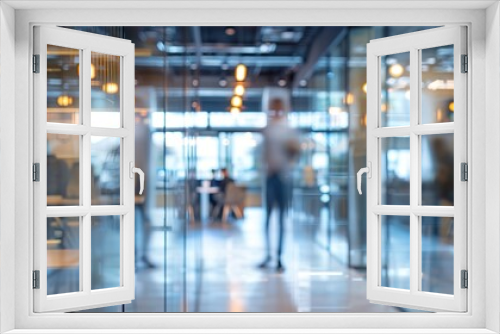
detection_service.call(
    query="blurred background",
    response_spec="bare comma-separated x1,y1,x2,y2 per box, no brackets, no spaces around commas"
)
44,26,455,312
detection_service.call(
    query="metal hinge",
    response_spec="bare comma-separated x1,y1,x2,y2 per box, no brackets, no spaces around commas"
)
461,54,468,73
461,270,468,289
33,54,40,73
33,163,40,182
461,162,468,181
33,270,40,289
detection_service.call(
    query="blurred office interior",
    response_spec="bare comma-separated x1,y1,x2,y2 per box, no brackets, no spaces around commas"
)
45,26,455,312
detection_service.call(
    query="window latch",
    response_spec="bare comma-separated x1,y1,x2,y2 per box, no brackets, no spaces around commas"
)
357,162,372,195
129,162,145,195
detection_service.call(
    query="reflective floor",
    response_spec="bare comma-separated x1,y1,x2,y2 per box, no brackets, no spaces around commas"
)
86,207,399,313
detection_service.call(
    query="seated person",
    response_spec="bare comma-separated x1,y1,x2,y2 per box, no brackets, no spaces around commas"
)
209,169,220,210
212,168,235,219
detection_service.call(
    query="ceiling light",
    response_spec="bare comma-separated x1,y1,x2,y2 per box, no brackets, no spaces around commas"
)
299,80,307,87
389,63,404,78
57,95,73,107
234,84,245,96
102,82,119,94
235,64,247,82
362,83,367,94
225,27,236,36
231,95,243,108
218,77,228,87
278,79,287,87
230,107,240,114
449,101,454,112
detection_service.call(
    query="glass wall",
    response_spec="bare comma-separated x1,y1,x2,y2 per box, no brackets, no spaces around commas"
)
41,26,456,312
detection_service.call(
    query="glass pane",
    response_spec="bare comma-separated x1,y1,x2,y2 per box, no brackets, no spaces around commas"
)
47,217,80,295
381,215,410,290
380,52,410,127
421,133,454,206
421,216,454,294
91,52,121,128
47,45,80,124
380,137,410,205
421,45,454,124
91,216,121,290
91,136,121,205
47,134,80,206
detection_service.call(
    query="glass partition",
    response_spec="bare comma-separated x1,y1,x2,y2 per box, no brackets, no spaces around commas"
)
64,26,444,313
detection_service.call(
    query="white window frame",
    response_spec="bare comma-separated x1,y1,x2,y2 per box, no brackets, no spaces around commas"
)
33,26,136,313
1,2,499,333
365,26,467,312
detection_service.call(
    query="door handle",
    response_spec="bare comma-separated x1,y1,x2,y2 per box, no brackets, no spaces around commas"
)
357,162,371,195
129,162,145,195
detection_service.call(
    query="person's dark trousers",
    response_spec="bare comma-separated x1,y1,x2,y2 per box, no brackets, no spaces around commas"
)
265,172,287,262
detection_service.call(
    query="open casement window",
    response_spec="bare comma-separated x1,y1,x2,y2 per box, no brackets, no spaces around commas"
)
362,26,467,312
33,26,140,312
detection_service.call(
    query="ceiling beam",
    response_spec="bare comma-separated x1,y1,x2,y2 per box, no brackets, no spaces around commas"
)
292,27,347,88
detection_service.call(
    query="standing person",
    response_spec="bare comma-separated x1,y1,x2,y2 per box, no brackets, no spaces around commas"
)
259,98,300,273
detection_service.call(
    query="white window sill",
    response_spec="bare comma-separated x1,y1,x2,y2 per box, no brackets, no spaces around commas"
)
4,329,497,334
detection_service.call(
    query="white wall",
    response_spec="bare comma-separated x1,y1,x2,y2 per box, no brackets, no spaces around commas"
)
485,2,500,333
0,2,16,333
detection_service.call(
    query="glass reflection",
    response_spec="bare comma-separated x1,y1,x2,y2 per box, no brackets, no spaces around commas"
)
421,216,454,294
421,133,454,206
381,137,410,205
381,52,410,127
91,216,121,290
47,134,80,206
47,45,80,124
47,217,80,295
421,45,454,124
91,52,121,128
381,215,410,290
91,136,121,205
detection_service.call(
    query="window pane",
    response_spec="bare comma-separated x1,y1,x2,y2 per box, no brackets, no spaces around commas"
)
47,134,80,206
47,217,80,295
421,216,454,294
421,133,454,206
47,45,80,124
381,215,410,290
380,52,410,127
380,137,410,205
421,45,454,124
91,52,121,128
91,216,121,290
91,136,121,205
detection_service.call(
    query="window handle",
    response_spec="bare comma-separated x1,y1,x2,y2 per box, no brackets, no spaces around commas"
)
129,162,145,195
357,162,371,195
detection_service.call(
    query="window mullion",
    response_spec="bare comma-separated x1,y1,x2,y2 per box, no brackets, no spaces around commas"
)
409,47,420,295
82,48,92,294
